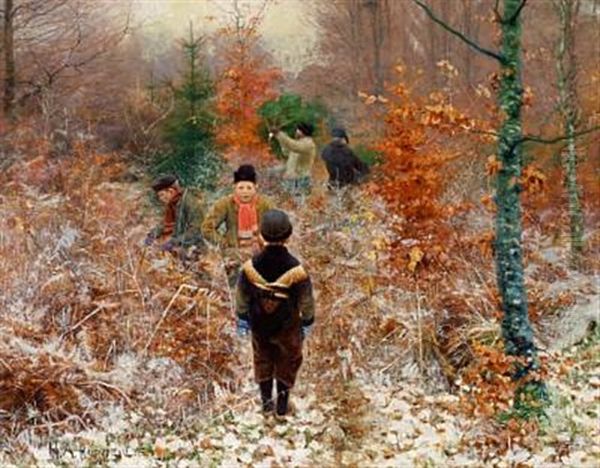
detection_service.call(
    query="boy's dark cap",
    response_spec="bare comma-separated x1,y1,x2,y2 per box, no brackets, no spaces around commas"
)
331,127,349,143
234,164,257,184
152,174,178,192
296,122,314,137
260,209,293,242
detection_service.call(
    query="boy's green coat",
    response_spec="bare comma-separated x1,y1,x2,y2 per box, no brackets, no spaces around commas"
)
201,194,273,248
151,189,205,247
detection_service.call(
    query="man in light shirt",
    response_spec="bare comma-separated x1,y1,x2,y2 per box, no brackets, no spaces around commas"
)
270,122,317,195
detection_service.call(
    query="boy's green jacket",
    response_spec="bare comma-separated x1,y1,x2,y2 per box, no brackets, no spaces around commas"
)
201,194,273,248
151,189,205,247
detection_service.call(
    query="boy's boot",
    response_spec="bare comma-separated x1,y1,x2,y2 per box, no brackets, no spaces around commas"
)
259,380,274,413
276,380,290,417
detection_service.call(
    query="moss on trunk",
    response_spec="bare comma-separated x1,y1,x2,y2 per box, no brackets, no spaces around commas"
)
494,0,543,392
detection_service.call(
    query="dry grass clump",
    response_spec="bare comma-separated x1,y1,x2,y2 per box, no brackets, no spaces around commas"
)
0,151,236,436
0,341,124,431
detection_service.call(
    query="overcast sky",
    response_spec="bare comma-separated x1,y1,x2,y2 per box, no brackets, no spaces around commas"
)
131,0,318,73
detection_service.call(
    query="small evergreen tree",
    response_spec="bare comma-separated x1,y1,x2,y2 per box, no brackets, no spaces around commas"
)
154,24,221,189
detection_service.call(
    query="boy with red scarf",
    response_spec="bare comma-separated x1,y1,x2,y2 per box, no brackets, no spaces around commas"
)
202,165,273,280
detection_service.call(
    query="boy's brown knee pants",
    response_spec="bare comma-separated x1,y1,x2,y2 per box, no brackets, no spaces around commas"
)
251,324,303,388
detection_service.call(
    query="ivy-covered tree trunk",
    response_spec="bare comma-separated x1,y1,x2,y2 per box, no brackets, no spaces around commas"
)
555,0,584,266
414,0,548,412
495,0,541,389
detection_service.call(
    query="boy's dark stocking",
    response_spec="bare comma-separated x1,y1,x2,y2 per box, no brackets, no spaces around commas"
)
276,380,290,416
259,379,274,413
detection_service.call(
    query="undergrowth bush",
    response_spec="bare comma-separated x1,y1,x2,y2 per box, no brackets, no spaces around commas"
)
258,93,329,158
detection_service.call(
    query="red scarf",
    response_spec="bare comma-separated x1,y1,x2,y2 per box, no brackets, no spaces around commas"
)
233,194,258,245
162,188,183,239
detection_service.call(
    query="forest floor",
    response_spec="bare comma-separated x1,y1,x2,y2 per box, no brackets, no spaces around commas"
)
0,169,598,467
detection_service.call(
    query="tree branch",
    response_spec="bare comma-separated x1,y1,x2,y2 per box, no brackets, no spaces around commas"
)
521,125,600,145
412,0,506,63
493,0,503,23
467,128,500,139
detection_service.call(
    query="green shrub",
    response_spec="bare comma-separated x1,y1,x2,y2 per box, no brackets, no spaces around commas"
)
258,94,329,158
152,143,222,191
353,144,382,167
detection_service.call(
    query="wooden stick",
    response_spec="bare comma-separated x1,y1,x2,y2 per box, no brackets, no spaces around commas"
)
86,380,132,406
59,305,105,342
143,284,198,354
206,302,211,361
416,286,424,372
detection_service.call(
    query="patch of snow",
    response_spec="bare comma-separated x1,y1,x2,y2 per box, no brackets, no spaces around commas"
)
55,226,80,252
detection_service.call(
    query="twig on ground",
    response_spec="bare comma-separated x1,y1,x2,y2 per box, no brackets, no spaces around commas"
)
143,283,198,354
416,283,424,371
85,380,132,406
59,304,108,342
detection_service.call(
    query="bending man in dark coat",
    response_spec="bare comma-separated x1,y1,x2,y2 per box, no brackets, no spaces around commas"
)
236,209,315,418
321,128,369,189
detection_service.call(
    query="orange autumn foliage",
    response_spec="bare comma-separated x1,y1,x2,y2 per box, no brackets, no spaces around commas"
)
366,72,481,276
214,17,281,163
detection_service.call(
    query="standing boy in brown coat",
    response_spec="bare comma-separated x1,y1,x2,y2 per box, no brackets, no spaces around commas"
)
236,209,315,417
202,165,273,252
202,164,273,285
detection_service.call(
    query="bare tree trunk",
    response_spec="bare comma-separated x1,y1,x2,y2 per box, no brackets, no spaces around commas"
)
3,0,16,118
348,0,364,121
348,0,362,98
555,0,584,266
462,0,474,87
365,0,387,95
441,0,451,59
427,2,438,84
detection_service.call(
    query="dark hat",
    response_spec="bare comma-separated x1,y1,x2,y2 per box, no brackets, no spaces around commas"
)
260,209,293,242
234,164,257,184
296,122,314,137
152,174,178,192
331,127,349,143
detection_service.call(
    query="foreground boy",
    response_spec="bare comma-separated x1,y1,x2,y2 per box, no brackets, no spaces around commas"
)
235,209,315,417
